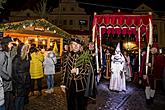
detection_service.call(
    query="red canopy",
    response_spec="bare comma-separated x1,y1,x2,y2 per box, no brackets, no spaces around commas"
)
92,14,152,45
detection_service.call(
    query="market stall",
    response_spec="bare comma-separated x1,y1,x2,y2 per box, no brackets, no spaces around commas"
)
0,19,71,56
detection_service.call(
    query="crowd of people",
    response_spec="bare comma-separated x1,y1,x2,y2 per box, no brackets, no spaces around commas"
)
102,42,165,105
1,35,165,110
0,36,57,110
0,36,96,110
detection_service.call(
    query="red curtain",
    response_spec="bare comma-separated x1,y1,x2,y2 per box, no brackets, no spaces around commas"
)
93,14,152,45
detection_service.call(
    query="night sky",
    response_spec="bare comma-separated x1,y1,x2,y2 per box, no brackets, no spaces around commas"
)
2,0,165,16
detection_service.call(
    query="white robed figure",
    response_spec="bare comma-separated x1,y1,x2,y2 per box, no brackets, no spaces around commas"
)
109,43,126,91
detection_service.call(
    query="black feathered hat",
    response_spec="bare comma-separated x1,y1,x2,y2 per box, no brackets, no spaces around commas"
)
70,38,84,45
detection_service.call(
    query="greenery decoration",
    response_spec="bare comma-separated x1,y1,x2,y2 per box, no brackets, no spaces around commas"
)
0,19,71,38
76,50,92,68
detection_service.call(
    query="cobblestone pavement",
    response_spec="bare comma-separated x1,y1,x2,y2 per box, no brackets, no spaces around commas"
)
24,87,67,110
97,79,165,110
24,71,96,110
24,86,96,110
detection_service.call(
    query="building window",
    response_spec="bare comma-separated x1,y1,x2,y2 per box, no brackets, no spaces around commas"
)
63,8,66,11
63,20,67,25
54,20,57,25
69,20,73,25
71,7,74,11
52,20,57,25
27,13,30,17
164,23,165,32
79,20,88,25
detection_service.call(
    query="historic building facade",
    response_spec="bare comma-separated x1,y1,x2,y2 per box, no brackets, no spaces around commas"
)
6,2,165,47
133,3,165,48
48,0,90,32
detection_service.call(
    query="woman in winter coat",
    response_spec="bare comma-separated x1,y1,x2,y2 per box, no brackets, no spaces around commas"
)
29,47,44,96
0,37,17,110
12,44,31,110
0,76,5,110
43,48,57,93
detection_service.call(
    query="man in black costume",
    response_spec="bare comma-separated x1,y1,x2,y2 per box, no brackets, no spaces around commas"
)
61,38,95,110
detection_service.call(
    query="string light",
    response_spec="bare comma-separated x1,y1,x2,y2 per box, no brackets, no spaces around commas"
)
25,40,28,44
0,19,71,38
35,37,38,42
50,42,53,46
42,40,46,45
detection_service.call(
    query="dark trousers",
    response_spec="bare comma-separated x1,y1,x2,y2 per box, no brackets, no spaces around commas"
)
4,91,14,110
31,78,42,93
15,97,25,110
143,75,155,89
0,104,5,110
67,81,85,110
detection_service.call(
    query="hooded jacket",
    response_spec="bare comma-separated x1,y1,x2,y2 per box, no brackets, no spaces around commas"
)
30,51,44,79
0,46,17,92
0,76,4,106
43,51,57,75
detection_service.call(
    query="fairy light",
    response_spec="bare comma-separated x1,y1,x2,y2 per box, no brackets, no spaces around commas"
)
35,38,38,42
25,40,28,44
50,42,53,46
23,25,26,28
42,40,46,45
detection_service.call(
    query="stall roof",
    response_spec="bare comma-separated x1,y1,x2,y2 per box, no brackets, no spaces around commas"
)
0,19,71,38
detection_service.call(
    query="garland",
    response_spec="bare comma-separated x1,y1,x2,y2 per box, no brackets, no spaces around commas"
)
0,19,71,38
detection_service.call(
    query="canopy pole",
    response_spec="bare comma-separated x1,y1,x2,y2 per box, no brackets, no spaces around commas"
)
99,26,103,67
92,12,99,72
93,12,101,82
138,27,141,72
146,18,153,75
92,12,97,42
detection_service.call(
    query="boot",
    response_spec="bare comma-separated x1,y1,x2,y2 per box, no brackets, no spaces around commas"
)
150,97,154,104
38,91,42,96
146,99,151,105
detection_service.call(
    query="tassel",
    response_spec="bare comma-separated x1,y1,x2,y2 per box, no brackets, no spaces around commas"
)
145,86,151,99
150,89,155,98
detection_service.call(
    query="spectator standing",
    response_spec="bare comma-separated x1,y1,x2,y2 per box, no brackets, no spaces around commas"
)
0,75,5,110
43,48,57,93
0,37,17,110
123,51,132,82
29,47,44,96
12,44,31,110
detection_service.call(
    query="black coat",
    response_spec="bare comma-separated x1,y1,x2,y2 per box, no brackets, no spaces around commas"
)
12,56,31,97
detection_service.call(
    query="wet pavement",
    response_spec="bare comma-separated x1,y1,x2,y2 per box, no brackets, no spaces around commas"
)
97,79,165,110
24,72,96,110
24,86,96,110
24,87,67,110
24,72,165,110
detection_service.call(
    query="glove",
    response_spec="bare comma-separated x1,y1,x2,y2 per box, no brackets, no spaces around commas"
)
60,85,66,93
